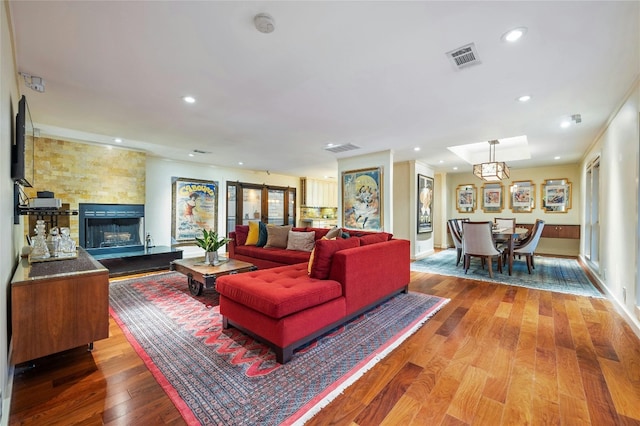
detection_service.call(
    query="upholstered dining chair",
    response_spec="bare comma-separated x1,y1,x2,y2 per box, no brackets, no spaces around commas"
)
447,219,464,266
452,218,469,235
461,221,504,278
513,219,541,250
512,220,545,274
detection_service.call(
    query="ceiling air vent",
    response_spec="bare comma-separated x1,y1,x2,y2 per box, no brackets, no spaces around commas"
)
446,43,481,69
323,143,361,154
192,149,211,154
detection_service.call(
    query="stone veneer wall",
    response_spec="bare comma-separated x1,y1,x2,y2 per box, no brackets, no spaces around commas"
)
24,137,146,240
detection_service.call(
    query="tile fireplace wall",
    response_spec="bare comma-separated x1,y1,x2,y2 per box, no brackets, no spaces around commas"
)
23,136,146,241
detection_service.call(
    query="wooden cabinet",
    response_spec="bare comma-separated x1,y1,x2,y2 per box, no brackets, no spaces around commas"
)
518,223,580,239
301,178,337,207
11,248,109,364
541,224,580,239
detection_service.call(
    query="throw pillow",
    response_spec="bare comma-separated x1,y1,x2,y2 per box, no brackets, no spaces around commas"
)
286,231,315,252
245,221,260,245
307,236,328,274
359,233,390,245
310,237,360,279
234,226,249,246
256,221,268,247
325,226,341,239
265,225,292,248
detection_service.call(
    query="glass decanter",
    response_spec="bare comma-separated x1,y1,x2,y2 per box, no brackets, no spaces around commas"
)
31,220,50,259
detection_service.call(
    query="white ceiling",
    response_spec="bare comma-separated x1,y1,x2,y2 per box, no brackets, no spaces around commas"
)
9,1,639,180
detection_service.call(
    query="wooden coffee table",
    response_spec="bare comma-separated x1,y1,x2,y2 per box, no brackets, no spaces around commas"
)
170,256,256,296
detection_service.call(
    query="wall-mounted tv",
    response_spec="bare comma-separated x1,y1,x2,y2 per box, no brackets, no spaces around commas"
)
12,95,33,187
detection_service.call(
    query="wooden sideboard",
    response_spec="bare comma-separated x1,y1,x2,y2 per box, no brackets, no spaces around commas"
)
517,223,580,239
447,223,581,239
10,248,109,364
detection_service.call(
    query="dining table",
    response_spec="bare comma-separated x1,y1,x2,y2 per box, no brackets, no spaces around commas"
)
493,227,530,275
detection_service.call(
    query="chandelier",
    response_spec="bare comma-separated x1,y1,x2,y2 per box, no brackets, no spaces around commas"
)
473,140,510,181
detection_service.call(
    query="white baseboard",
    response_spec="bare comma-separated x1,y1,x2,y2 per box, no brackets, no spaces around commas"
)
579,255,640,340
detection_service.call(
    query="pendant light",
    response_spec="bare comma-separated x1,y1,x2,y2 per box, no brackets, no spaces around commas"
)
473,140,510,181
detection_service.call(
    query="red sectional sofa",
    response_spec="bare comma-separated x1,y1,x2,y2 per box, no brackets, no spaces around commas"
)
217,234,410,363
228,225,327,269
228,225,391,269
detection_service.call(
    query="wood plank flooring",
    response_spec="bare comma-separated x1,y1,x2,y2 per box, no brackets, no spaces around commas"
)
9,267,640,425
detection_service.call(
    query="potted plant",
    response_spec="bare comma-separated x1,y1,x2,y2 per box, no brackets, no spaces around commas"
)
194,228,232,265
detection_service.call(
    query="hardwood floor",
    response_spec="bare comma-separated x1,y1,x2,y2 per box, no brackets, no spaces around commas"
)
9,268,640,425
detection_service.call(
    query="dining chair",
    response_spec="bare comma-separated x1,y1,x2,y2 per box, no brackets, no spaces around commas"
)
462,221,504,278
513,219,542,249
452,218,469,235
512,220,545,273
447,219,464,266
494,217,516,231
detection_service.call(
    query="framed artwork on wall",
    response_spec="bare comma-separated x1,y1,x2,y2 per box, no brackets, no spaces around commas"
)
417,174,433,233
456,184,476,213
342,167,383,231
510,180,535,213
171,177,219,244
482,183,503,213
542,178,572,213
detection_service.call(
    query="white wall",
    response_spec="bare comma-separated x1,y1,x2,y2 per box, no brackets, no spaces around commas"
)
581,80,639,333
2,1,22,422
145,157,299,257
413,161,435,258
392,160,436,259
434,172,448,250
392,161,410,240
337,150,394,232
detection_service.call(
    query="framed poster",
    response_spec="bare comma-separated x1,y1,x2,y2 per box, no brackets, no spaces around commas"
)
542,178,572,213
482,183,503,213
342,167,383,231
456,184,476,213
171,177,219,244
510,180,535,213
417,174,433,233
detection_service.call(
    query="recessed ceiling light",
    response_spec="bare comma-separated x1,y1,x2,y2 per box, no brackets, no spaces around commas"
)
188,153,194,157
238,161,244,166
439,160,444,164
502,27,528,43
560,120,571,128
414,147,421,152
453,166,458,170
114,137,123,143
182,96,196,104
554,156,561,160
517,95,531,102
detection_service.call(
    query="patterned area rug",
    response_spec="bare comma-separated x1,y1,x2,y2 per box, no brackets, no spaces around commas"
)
109,272,449,425
412,249,602,298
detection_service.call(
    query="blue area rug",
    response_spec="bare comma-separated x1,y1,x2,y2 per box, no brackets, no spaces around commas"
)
109,272,449,425
411,249,602,298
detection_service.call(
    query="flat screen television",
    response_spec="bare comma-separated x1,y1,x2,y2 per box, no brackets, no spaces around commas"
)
12,95,33,187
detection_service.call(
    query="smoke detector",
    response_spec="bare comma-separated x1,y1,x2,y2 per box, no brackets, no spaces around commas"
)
254,13,275,34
